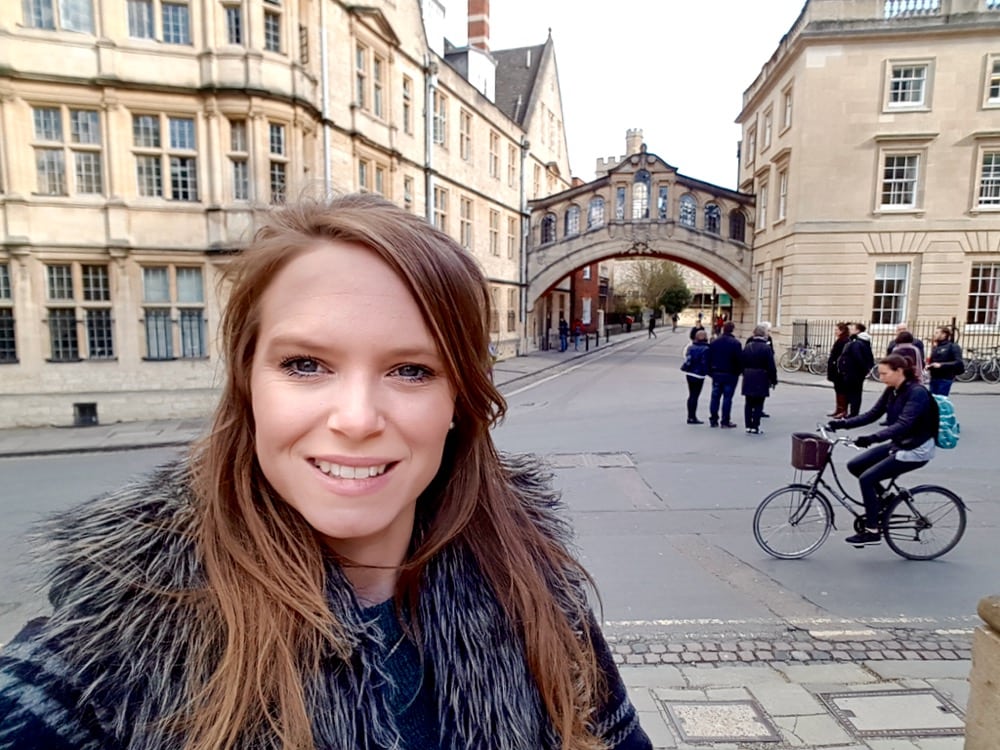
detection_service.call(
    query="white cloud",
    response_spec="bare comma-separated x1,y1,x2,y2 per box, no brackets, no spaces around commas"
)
446,0,806,189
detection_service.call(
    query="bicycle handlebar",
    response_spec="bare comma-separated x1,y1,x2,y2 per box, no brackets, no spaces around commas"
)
816,423,861,448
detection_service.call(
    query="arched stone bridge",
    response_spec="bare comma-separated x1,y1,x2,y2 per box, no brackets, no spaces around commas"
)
526,146,756,309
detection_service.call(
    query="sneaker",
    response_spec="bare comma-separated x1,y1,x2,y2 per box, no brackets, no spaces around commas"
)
721,422,738,429
761,412,771,419
709,421,719,428
687,418,704,425
746,427,763,435
845,530,881,547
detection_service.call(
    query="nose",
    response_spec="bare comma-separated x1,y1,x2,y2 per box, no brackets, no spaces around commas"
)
325,374,385,438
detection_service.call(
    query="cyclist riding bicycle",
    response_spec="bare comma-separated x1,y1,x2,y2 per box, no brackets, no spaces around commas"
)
826,353,938,547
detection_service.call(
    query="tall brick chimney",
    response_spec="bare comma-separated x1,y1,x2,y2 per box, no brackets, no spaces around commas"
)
468,0,490,51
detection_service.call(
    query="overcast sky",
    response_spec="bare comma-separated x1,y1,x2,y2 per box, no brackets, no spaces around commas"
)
445,0,807,189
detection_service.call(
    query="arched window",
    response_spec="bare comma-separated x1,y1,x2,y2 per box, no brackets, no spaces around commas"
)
587,197,605,229
679,195,697,227
729,210,746,242
541,213,557,244
705,204,722,234
632,170,651,219
657,186,668,219
565,205,581,236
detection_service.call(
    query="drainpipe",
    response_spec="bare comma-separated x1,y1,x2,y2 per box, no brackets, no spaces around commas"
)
519,135,530,352
424,57,437,223
320,1,331,192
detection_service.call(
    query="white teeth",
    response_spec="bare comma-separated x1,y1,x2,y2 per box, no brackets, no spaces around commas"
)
314,460,388,479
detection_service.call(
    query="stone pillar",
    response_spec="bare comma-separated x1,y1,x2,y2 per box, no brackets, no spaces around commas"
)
965,595,1000,749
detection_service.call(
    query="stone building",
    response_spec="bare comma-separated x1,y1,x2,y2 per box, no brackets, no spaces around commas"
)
739,0,1000,349
0,0,571,427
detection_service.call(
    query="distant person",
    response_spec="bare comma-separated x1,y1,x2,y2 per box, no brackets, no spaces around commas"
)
745,322,774,418
573,319,584,351
671,313,679,332
837,322,875,417
927,326,964,396
707,321,742,428
647,314,657,339
741,325,777,434
558,315,569,352
624,315,633,333
689,321,705,341
886,322,924,361
890,330,924,383
826,322,851,418
681,329,711,424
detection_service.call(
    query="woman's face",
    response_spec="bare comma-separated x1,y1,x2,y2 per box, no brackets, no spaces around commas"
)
878,363,905,389
250,241,456,568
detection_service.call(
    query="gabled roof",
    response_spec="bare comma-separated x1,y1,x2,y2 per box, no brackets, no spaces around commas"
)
346,5,400,46
492,43,546,125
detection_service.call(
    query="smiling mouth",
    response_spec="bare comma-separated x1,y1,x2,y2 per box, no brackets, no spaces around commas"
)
311,459,394,479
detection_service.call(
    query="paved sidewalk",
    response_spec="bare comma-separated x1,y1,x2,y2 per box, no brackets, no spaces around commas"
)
0,328,980,748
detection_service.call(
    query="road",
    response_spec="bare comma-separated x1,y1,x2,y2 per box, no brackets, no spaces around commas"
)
1,333,996,647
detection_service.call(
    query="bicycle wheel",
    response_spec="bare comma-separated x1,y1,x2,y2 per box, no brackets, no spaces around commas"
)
807,354,829,376
954,361,979,383
779,350,800,373
882,486,966,561
753,484,832,559
867,364,881,381
979,359,1000,384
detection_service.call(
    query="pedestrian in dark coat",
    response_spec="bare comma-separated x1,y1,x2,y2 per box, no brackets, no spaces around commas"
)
707,321,743,427
837,322,875,416
741,325,777,434
827,322,851,418
682,329,711,424
927,326,964,397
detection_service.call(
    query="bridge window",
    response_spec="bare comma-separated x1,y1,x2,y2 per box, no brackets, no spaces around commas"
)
615,187,625,220
587,197,605,229
632,170,650,219
705,204,721,234
657,186,668,219
565,205,581,236
729,210,746,242
541,212,557,244
679,195,697,227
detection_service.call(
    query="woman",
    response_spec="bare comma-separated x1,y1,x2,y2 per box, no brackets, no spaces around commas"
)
682,328,710,424
827,354,937,547
890,330,924,383
0,195,650,749
837,322,875,417
927,326,964,396
826,322,851,418
740,325,777,435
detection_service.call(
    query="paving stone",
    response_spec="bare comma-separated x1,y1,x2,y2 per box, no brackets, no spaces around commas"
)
626,686,659,713
914,737,966,749
926,678,971,712
654,687,707,702
747,682,826,717
717,652,738,662
644,653,661,664
662,653,681,664
684,642,704,652
866,740,922,750
681,665,786,688
705,687,752,701
755,650,774,661
650,643,666,654
776,663,879,685
864,660,972,681
701,652,719,662
635,708,677,749
633,642,649,654
772,713,855,746
620,665,686,689
681,652,700,663
737,650,754,661
667,643,685,653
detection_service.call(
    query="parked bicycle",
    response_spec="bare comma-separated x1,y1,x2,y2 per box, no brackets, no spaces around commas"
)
779,343,827,375
955,346,1000,384
752,426,967,560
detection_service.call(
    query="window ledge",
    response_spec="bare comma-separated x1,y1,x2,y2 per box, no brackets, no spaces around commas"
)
970,205,1000,215
45,358,83,363
874,207,924,216
873,132,938,143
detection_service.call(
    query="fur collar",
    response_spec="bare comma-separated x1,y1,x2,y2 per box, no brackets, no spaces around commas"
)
29,453,579,749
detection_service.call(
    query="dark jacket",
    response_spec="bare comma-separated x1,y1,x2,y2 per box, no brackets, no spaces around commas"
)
928,341,964,381
888,337,924,360
840,379,937,450
683,340,710,378
741,338,777,397
708,333,743,379
838,333,875,382
689,324,705,341
827,334,849,384
0,457,650,750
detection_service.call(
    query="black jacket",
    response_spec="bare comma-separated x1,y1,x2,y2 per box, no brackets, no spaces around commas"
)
838,334,875,382
741,338,777,397
708,333,743,378
827,334,849,384
928,341,963,381
840,379,937,449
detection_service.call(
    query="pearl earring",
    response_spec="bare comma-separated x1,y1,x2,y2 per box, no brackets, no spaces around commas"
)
449,420,455,430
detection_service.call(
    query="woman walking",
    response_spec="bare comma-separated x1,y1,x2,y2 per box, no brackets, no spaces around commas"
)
741,325,778,434
826,322,851,418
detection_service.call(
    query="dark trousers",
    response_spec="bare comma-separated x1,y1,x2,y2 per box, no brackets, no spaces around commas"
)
844,378,865,416
929,378,953,396
709,374,737,424
686,376,705,420
847,443,927,528
558,333,568,352
744,396,766,429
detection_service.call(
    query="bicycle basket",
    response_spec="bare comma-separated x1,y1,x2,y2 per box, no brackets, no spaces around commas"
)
791,432,832,470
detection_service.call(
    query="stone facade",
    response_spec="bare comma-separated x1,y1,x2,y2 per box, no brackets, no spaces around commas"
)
738,0,1000,348
0,0,571,427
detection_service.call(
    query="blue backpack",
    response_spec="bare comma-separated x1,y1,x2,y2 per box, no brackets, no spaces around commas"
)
932,394,960,449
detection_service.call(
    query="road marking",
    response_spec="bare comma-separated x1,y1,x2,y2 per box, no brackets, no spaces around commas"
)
504,339,643,397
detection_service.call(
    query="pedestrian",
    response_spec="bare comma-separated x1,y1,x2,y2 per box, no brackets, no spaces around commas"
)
886,322,924,362
681,329,710,424
707,321,742,428
927,326,964,396
689,321,706,341
558,315,569,352
827,354,938,547
837,322,875,417
890,330,924,383
0,194,651,750
740,324,777,434
671,313,679,332
624,314,633,333
826,322,851,418
647,314,657,339
573,318,584,351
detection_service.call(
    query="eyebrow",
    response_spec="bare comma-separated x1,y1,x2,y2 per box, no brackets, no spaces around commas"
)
261,333,441,360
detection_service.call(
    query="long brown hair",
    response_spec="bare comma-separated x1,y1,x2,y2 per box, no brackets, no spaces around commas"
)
184,194,603,749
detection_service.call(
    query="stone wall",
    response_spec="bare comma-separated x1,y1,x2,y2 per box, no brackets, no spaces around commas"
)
964,595,1000,749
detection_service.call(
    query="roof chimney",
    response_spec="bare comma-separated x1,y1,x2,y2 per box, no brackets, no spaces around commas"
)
468,0,490,52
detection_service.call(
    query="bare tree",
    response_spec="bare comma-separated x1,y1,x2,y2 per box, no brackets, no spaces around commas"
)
618,259,689,309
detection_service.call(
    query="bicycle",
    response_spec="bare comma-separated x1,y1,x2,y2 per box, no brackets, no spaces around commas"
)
752,426,967,560
779,343,826,375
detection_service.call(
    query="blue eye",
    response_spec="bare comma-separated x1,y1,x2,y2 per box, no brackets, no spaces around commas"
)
394,364,433,382
279,356,323,377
